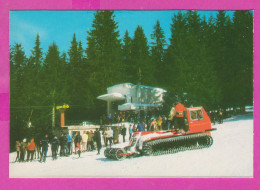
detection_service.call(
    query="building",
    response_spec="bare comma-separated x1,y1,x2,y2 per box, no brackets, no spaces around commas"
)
97,83,167,114
64,122,100,137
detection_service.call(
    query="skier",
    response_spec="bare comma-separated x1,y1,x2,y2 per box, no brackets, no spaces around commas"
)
40,134,49,162
15,141,21,162
60,133,68,156
26,138,35,162
34,137,41,160
19,139,27,162
74,132,82,157
51,136,59,160
94,128,102,155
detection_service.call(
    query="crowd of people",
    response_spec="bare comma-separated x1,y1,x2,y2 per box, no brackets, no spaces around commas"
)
15,129,103,163
15,101,244,163
99,101,189,134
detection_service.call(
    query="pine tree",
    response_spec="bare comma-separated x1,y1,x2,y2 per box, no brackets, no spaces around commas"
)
213,11,234,109
122,30,132,83
10,43,27,106
68,33,80,103
164,11,220,108
164,11,188,92
131,25,151,85
86,11,122,98
68,33,79,68
10,43,28,149
150,20,167,85
31,33,43,71
41,42,68,128
28,34,44,108
232,11,253,108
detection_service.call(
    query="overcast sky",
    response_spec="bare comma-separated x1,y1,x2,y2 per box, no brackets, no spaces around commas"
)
10,10,234,57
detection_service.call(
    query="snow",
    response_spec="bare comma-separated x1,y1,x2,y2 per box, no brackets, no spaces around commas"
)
9,113,253,178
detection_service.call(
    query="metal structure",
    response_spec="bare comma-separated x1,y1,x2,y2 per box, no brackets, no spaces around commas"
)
56,104,69,127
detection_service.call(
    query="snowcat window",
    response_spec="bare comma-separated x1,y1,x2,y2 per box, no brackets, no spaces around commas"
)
190,109,203,121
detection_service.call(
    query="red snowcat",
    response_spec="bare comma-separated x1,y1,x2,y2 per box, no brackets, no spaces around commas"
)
104,107,216,160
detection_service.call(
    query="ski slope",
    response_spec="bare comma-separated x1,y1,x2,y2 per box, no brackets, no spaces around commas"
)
9,113,253,178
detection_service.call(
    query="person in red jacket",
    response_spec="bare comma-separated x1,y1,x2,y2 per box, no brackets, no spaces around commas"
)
26,138,36,161
174,101,186,132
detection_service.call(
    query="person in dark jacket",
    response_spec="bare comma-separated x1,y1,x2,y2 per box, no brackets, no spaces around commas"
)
51,136,59,160
34,138,41,160
40,134,49,162
60,133,68,156
74,132,82,157
121,125,127,142
137,123,144,132
94,128,102,155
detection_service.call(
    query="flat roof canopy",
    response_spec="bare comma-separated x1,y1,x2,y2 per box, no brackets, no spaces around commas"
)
97,92,125,101
118,103,161,111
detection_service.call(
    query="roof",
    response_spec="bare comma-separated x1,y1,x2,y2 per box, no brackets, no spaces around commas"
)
65,125,100,130
107,83,166,92
118,103,162,111
107,83,135,90
97,92,125,101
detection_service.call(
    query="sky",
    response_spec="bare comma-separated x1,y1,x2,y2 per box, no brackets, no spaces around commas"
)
10,10,234,57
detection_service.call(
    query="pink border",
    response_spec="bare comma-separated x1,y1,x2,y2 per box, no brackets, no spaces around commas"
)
0,0,259,189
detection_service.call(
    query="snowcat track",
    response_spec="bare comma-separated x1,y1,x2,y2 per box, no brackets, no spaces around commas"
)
141,133,213,156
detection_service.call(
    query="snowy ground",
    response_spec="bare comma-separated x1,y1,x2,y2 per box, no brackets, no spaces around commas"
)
9,113,253,178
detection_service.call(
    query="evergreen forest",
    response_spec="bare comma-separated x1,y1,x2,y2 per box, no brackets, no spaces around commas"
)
10,10,253,149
